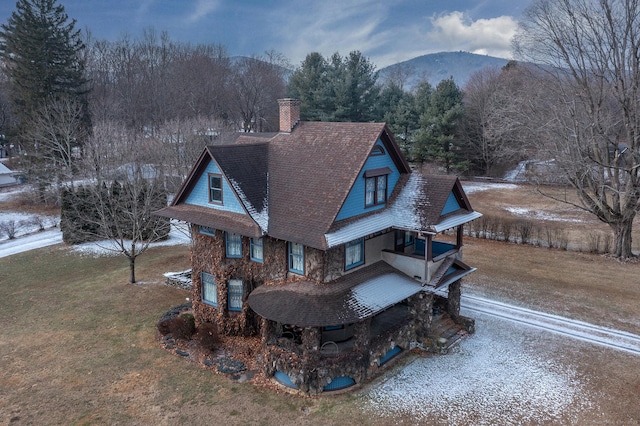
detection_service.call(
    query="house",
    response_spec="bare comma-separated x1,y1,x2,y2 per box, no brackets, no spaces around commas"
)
0,162,17,187
155,98,482,395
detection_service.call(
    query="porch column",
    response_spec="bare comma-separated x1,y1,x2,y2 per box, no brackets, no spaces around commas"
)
456,225,463,249
353,319,371,352
260,318,275,347
301,327,321,355
425,234,433,284
447,279,461,323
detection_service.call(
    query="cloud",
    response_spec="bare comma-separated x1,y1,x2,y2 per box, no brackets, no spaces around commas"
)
427,11,517,59
267,0,392,66
185,0,220,24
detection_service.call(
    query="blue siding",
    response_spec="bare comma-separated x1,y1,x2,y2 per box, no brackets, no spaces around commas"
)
335,140,401,221
378,345,402,365
274,371,298,389
323,376,356,391
442,191,462,215
185,159,246,214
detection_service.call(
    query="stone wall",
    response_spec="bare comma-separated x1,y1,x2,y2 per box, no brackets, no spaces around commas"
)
260,291,434,395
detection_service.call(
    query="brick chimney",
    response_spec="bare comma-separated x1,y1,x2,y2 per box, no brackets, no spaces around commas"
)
278,98,300,133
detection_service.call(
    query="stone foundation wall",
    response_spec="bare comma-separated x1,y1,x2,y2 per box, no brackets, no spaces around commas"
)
261,291,435,396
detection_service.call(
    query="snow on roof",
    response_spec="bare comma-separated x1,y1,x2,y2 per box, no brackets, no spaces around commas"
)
325,173,426,247
326,174,480,247
0,162,14,174
228,177,269,233
346,272,423,319
432,211,483,232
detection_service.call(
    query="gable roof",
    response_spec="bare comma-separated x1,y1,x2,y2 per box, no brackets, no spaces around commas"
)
264,121,408,249
155,120,481,249
324,174,481,247
209,143,269,231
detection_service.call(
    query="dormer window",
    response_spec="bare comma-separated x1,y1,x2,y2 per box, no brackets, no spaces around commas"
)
209,173,223,203
364,167,391,207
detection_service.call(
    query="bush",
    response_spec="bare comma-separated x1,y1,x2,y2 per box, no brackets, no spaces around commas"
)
515,220,534,245
195,322,220,352
0,220,21,239
169,314,196,340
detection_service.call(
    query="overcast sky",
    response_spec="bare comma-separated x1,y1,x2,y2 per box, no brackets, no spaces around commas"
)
0,0,529,68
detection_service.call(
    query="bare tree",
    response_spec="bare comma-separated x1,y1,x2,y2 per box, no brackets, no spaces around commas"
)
229,53,287,132
460,64,531,176
25,96,87,189
514,0,640,259
62,120,170,283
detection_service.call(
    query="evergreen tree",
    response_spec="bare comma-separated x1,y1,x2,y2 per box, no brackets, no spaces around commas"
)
377,82,417,158
0,0,89,189
288,51,379,122
415,78,466,172
288,52,331,121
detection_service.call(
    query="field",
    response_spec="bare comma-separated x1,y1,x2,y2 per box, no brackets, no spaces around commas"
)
0,182,639,425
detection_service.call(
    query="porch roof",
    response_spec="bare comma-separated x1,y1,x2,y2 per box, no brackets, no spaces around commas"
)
154,204,263,238
247,261,423,327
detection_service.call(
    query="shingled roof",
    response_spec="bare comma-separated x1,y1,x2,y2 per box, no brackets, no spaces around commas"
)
156,120,413,249
264,121,408,249
247,261,423,327
324,173,481,247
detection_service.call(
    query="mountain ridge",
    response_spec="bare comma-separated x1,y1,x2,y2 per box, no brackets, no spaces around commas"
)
378,51,510,89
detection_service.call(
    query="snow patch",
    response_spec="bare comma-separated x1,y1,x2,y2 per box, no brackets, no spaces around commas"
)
504,206,583,223
462,181,519,194
70,222,191,257
228,177,269,232
363,312,595,424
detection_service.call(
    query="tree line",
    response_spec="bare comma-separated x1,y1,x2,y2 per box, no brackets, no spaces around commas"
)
1,0,639,264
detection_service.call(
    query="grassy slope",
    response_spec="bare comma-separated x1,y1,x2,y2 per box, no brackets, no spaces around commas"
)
0,245,379,426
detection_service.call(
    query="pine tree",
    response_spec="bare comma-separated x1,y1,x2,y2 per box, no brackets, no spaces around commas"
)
0,0,90,189
415,78,466,172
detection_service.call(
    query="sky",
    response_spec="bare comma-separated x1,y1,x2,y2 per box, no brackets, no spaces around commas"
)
0,0,528,68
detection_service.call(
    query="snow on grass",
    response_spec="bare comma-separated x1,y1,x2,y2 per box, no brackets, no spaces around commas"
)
504,206,583,223
462,181,519,194
70,221,191,257
0,228,62,258
0,211,59,239
363,313,596,424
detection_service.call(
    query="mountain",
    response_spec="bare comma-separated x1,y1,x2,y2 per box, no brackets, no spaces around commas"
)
378,51,510,90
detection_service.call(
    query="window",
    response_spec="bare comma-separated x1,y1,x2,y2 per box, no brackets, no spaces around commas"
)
405,232,415,246
288,242,304,274
365,175,387,207
226,232,242,258
227,279,243,311
250,238,263,262
345,238,364,270
201,272,217,307
198,225,216,236
208,173,223,203
370,145,385,156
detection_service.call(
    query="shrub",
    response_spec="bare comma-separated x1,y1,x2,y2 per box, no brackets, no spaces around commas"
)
168,314,196,340
157,318,172,335
0,220,20,239
515,220,534,245
586,232,601,253
602,233,612,254
195,322,220,352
